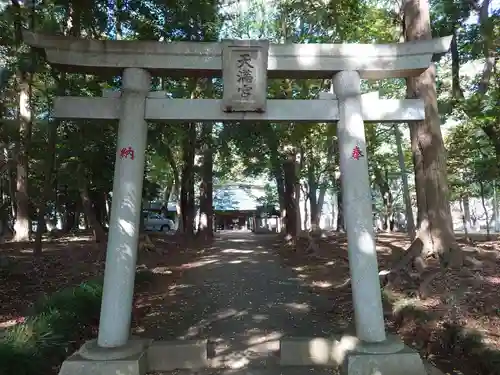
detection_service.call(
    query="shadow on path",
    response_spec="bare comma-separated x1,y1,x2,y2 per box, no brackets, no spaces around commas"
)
138,232,343,369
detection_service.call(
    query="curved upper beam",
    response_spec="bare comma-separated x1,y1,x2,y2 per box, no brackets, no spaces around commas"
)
23,30,451,80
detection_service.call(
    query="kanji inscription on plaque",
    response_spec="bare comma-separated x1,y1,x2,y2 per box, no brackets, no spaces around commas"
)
222,40,269,113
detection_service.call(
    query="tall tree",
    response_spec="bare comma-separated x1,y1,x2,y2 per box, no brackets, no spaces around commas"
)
398,0,462,296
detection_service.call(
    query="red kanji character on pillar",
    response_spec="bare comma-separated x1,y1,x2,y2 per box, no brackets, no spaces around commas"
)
351,145,364,160
119,146,135,160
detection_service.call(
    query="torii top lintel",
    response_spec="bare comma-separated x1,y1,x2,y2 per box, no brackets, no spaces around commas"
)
22,30,451,80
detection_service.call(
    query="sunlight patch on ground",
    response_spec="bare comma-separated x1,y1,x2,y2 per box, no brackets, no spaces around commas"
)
485,276,500,285
226,238,257,243
311,280,332,288
307,336,358,365
151,266,173,274
179,259,219,269
168,283,193,291
210,331,283,369
284,302,311,312
180,309,250,339
251,314,268,322
221,249,254,254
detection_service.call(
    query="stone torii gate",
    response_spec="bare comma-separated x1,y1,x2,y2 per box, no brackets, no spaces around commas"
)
24,31,450,375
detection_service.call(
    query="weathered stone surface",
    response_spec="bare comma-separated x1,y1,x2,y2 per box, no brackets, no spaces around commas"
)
22,30,451,79
147,340,208,371
221,39,269,113
280,335,431,375
343,345,427,375
59,350,147,375
52,97,425,122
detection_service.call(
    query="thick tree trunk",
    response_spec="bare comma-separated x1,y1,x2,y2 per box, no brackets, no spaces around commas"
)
198,122,214,239
13,80,31,242
404,0,461,267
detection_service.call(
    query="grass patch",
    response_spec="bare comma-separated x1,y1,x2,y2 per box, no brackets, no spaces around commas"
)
0,280,103,375
0,268,155,375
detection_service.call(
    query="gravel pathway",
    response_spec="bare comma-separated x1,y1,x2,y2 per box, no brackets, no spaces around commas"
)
140,231,342,369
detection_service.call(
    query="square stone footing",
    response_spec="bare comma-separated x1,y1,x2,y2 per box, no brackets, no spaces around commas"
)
280,336,350,366
343,346,427,375
280,336,428,375
59,351,147,375
147,340,208,371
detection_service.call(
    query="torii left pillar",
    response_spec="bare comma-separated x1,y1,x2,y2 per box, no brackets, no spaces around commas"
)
59,68,152,375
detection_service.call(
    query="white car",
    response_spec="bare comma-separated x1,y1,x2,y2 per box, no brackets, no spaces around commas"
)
143,211,174,232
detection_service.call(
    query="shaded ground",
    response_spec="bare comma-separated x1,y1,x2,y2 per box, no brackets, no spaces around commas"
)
135,231,343,369
4,229,497,375
278,232,500,375
0,232,199,330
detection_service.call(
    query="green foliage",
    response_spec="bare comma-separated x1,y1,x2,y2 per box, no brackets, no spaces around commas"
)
0,280,103,375
446,122,497,200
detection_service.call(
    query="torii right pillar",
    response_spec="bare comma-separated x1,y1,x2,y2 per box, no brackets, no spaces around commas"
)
280,71,429,375
335,70,427,375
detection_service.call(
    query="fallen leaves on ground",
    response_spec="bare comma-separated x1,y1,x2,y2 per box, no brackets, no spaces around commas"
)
277,232,500,375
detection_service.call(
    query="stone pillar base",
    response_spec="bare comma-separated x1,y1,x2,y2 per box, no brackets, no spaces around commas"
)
59,338,151,375
280,335,427,375
343,336,427,375
57,338,208,375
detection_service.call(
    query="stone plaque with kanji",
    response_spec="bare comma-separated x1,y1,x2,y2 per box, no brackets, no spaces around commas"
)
221,39,269,113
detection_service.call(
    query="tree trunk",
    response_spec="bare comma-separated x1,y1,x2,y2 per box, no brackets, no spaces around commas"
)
78,170,106,243
34,71,61,254
374,167,393,232
479,181,490,240
13,80,31,242
62,198,76,233
11,0,32,242
336,177,344,231
462,196,471,233
283,153,297,238
303,189,309,230
162,181,173,203
394,125,415,238
180,123,196,235
295,153,302,232
272,161,285,230
459,198,470,242
164,143,180,231
307,163,320,230
198,122,214,239
33,69,66,255
404,0,461,267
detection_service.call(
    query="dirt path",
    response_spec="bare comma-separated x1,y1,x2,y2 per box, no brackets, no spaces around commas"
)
136,232,342,369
